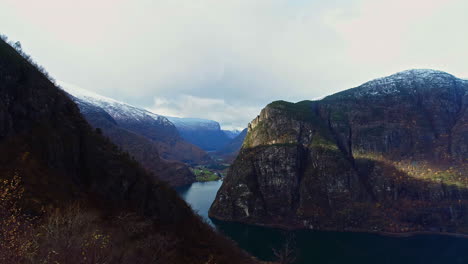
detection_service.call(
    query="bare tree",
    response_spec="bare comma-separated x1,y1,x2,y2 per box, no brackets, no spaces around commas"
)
273,234,297,264
13,41,22,51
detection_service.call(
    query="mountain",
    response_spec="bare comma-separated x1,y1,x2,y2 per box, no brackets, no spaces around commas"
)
66,93,195,186
166,117,231,151
0,38,255,263
216,128,248,161
210,69,468,234
223,129,242,139
64,86,212,167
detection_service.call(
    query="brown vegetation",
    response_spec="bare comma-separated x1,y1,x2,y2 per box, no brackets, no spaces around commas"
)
0,174,257,264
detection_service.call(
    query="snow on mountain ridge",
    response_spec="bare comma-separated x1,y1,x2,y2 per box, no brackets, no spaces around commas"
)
365,69,455,84
166,116,221,131
223,129,242,139
59,82,173,126
354,69,467,97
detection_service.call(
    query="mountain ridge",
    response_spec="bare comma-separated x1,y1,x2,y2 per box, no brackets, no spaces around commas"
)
166,116,232,151
69,95,196,186
63,84,212,166
210,69,468,234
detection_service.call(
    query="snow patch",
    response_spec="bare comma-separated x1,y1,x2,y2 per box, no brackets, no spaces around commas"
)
355,69,464,97
166,116,221,131
59,82,173,126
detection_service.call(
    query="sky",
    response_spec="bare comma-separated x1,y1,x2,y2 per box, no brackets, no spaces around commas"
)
1,0,468,130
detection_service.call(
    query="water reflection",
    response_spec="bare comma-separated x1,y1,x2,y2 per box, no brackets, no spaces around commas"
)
177,181,468,264
176,180,222,226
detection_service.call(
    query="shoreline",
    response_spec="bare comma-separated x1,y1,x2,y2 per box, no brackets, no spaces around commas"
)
210,216,468,239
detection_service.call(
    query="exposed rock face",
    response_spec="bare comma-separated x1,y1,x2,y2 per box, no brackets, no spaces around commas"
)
167,117,231,151
210,69,468,234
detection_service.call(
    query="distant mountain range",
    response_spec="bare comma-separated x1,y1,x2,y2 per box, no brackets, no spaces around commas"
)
63,85,247,184
64,84,247,155
223,129,242,139
63,85,211,186
166,117,239,151
216,128,248,161
210,69,468,235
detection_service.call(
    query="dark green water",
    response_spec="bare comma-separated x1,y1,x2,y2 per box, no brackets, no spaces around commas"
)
177,181,468,264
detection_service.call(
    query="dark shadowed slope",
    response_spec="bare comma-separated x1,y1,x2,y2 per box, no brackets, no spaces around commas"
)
0,38,256,264
68,96,196,186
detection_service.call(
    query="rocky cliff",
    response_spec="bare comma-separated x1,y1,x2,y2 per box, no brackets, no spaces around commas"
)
210,69,468,234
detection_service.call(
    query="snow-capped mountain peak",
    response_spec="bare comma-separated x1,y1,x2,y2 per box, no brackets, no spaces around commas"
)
165,117,221,131
59,82,172,126
354,69,466,97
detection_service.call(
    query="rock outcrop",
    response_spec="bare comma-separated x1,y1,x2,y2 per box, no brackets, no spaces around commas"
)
210,69,468,234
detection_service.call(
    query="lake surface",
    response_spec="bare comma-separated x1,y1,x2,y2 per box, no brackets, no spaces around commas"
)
177,181,468,264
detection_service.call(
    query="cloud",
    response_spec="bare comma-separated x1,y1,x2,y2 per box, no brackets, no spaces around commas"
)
1,0,468,128
322,0,468,80
324,0,452,63
149,95,261,130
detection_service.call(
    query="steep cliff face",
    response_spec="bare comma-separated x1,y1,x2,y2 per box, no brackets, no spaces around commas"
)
0,39,255,263
321,69,468,162
210,70,468,233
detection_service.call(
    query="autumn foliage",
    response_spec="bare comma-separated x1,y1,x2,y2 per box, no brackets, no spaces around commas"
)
0,173,36,263
0,174,175,264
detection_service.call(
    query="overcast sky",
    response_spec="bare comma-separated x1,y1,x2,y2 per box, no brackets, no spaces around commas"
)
1,0,468,129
